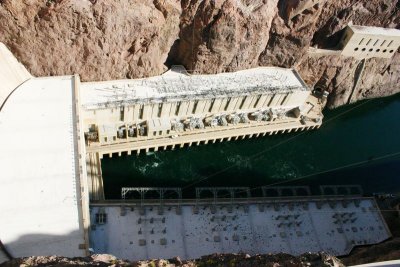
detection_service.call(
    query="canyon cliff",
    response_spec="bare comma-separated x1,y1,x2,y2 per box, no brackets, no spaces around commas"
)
0,0,399,108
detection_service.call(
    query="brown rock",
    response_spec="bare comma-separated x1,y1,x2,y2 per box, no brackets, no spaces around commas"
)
0,0,399,108
91,254,117,263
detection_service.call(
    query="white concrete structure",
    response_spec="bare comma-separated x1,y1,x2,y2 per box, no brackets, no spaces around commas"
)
350,260,400,267
80,66,325,201
81,66,309,110
90,197,391,260
81,66,317,146
0,75,89,261
340,25,400,59
0,43,31,108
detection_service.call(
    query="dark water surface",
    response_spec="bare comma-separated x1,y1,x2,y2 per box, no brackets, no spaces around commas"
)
102,94,400,199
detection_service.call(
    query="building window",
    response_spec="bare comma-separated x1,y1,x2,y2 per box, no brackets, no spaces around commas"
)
253,95,262,108
387,40,393,47
224,98,231,111
373,40,379,46
120,106,124,121
281,94,288,105
159,131,162,135
268,95,275,106
113,136,116,141
175,102,181,116
358,38,364,45
239,96,246,109
366,39,372,46
95,213,107,224
208,99,215,112
153,131,157,136
158,103,163,117
192,100,198,114
380,40,386,47
104,137,107,142
139,105,144,119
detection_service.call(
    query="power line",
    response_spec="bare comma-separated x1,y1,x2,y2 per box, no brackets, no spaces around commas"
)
172,99,375,193
219,150,400,198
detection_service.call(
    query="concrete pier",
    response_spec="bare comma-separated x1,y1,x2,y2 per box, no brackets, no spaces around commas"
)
86,152,105,201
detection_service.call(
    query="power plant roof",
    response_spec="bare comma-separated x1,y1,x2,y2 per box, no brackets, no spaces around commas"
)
80,66,309,109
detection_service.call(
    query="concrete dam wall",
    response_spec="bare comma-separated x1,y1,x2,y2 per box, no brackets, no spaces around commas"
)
0,43,31,109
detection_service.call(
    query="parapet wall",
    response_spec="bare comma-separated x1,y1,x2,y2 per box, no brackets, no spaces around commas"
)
0,43,31,109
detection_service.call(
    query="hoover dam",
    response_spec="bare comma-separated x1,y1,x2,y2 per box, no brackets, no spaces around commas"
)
0,20,399,265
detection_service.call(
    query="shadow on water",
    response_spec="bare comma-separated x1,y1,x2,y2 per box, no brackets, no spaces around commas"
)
102,93,400,199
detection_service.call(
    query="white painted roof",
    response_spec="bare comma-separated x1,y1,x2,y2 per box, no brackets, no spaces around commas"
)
90,198,391,260
349,25,400,36
0,76,85,260
81,67,308,109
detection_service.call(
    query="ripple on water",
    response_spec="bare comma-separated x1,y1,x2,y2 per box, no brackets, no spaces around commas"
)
134,155,163,175
270,161,300,180
226,154,253,169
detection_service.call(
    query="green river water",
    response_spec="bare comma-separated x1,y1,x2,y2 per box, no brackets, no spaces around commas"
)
102,93,400,199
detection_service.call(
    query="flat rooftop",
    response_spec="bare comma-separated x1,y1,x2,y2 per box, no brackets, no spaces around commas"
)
90,197,390,260
349,25,400,36
0,76,86,259
81,67,308,109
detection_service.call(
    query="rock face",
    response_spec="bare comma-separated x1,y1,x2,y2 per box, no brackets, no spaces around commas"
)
0,0,399,108
0,252,344,267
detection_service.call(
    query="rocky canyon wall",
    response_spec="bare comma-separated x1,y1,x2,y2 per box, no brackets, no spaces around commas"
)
0,0,399,108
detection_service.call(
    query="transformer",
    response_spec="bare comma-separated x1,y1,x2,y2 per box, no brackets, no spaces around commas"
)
239,113,250,123
128,126,136,137
228,114,240,125
172,121,184,132
117,126,126,139
218,116,228,126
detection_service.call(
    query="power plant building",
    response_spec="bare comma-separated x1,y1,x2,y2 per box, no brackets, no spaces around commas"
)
81,66,323,157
